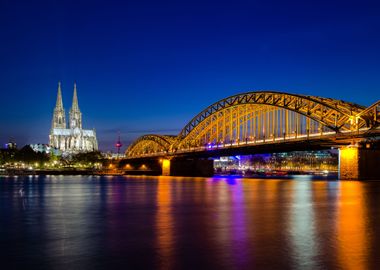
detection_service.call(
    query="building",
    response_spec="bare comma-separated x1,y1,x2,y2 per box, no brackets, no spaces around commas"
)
30,143,61,156
5,139,17,150
49,82,98,153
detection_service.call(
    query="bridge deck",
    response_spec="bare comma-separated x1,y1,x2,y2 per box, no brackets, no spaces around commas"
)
125,128,380,160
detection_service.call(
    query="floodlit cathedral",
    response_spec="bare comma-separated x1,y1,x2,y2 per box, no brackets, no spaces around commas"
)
49,82,98,153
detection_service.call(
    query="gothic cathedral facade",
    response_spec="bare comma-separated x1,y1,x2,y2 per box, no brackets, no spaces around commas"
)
49,82,98,153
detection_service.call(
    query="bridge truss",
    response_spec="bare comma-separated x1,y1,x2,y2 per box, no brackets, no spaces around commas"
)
126,91,380,158
126,134,176,157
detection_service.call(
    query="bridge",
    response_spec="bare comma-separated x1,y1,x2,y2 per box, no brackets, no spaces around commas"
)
124,91,380,179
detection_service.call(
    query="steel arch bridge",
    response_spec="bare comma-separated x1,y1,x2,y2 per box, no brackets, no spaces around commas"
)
126,134,176,157
126,91,380,158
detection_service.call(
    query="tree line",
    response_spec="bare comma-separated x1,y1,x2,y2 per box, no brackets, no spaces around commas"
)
0,145,106,168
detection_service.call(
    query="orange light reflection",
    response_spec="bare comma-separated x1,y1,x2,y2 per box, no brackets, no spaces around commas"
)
156,177,175,269
337,182,368,270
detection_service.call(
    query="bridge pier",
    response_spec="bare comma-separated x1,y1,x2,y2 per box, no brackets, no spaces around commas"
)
120,159,162,175
162,159,171,176
339,143,380,180
161,158,214,177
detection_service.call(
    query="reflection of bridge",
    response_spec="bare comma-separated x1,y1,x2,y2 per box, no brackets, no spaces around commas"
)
124,91,380,179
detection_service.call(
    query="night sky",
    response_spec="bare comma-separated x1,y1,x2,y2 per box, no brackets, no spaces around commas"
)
1,0,379,151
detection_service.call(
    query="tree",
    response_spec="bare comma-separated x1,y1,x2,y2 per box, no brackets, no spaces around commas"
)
71,151,104,167
0,148,17,164
14,145,49,164
250,155,267,170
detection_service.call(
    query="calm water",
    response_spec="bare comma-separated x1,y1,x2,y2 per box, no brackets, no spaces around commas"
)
1,175,380,269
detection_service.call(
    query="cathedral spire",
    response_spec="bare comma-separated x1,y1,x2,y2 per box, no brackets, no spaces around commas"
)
55,81,63,109
51,81,66,129
69,82,82,129
71,82,80,111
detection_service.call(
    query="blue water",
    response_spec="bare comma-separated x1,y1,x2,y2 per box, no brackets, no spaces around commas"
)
1,175,380,269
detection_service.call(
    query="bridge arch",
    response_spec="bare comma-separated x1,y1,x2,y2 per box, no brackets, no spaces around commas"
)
126,90,379,156
126,134,176,157
174,91,366,150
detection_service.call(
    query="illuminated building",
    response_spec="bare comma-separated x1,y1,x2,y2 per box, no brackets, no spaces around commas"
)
29,143,61,156
49,82,98,153
5,139,17,149
214,151,338,174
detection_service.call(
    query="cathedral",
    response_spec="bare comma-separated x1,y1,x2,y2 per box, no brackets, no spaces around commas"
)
49,82,98,153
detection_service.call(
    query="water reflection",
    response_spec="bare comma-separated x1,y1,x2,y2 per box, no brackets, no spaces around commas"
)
288,180,318,269
337,182,369,270
156,177,175,269
0,176,379,269
229,180,249,267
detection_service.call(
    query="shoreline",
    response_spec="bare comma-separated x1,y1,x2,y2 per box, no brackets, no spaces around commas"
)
0,169,160,176
0,169,341,180
0,169,115,176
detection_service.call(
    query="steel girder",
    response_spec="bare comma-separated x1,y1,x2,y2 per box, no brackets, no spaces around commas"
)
125,91,379,157
178,91,367,140
126,134,176,157
356,100,380,128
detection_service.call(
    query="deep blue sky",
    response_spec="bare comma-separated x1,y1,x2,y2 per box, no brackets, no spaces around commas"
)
1,0,379,151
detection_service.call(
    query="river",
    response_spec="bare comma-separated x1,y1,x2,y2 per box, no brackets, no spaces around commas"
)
1,175,380,269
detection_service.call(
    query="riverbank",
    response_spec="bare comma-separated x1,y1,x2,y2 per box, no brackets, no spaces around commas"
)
0,169,118,176
0,168,160,176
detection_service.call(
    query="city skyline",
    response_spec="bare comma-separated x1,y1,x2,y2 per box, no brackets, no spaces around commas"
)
1,0,380,151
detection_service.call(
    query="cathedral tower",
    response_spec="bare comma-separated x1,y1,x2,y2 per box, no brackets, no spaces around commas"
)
51,82,66,129
49,82,98,153
69,83,82,129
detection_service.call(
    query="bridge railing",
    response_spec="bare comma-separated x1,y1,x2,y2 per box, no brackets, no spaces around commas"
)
125,92,379,159
125,128,374,159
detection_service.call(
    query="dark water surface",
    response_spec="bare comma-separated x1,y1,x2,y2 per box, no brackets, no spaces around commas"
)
1,175,380,269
